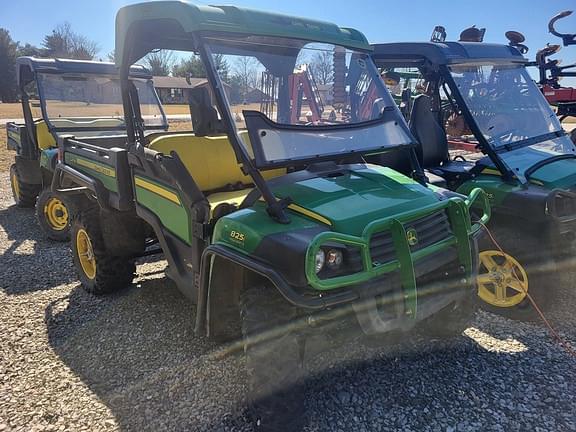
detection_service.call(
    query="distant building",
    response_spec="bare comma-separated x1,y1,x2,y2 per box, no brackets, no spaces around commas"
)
244,87,268,104
152,76,208,104
152,76,231,104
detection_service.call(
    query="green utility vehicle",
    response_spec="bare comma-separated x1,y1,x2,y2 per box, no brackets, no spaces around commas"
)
371,40,576,319
6,58,166,240
54,2,489,429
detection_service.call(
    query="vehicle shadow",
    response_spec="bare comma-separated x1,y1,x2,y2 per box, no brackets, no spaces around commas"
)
45,270,576,432
301,310,575,432
0,203,77,295
45,273,251,432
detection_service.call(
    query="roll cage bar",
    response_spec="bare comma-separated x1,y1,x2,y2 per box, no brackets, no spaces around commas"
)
16,57,167,146
119,35,294,223
371,44,558,185
120,31,425,223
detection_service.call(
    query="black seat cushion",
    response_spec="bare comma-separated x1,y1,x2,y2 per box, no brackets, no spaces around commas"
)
431,160,476,175
409,94,450,168
189,87,226,136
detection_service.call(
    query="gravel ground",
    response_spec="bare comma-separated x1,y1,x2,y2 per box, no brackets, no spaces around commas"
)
0,171,575,432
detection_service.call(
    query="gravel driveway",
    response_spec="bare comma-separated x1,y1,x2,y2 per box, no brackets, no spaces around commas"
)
0,171,575,432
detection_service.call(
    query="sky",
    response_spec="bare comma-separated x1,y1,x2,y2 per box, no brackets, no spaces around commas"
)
2,0,576,64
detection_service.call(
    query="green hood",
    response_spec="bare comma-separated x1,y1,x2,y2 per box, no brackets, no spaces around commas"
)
272,165,439,236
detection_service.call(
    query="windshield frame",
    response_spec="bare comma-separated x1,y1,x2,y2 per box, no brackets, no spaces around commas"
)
202,34,416,169
34,70,168,135
119,32,423,223
441,62,573,184
244,108,415,169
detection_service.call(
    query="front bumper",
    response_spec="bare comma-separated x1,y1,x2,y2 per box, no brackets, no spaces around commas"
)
304,188,489,320
198,190,488,337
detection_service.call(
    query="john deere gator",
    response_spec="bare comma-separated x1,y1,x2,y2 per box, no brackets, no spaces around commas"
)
52,2,489,429
6,57,166,240
371,36,576,319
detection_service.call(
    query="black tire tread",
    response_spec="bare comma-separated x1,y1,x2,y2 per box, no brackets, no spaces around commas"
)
240,285,305,432
10,164,40,208
71,207,135,295
418,286,477,339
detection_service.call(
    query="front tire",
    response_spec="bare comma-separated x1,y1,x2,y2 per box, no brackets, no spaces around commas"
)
71,208,135,294
477,222,558,321
10,163,40,208
36,189,75,241
240,285,305,432
418,281,477,339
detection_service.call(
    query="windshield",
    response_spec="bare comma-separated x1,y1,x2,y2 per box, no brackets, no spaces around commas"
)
449,63,576,181
449,64,561,145
205,36,412,165
37,73,166,132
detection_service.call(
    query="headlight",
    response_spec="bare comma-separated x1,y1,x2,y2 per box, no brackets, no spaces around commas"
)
315,249,325,274
326,248,343,270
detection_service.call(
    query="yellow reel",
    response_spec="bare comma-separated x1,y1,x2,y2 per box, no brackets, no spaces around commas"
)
477,250,528,307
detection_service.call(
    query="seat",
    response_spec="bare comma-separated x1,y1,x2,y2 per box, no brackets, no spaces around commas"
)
35,120,56,150
148,131,285,217
409,95,477,181
188,87,226,136
207,189,253,209
149,133,253,191
148,88,286,216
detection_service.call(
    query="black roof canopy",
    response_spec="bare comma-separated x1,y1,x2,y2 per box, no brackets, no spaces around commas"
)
371,41,528,66
16,57,152,86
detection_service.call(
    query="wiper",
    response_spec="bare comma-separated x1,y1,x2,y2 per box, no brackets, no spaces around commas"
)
493,130,567,153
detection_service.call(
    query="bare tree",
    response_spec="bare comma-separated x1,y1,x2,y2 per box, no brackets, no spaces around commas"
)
42,22,99,60
69,34,99,60
309,50,332,85
144,50,175,76
233,56,258,101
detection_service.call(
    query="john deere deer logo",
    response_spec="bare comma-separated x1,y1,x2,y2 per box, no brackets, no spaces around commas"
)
406,228,419,246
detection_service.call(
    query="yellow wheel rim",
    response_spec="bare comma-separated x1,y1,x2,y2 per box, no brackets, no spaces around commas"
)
477,250,528,307
11,170,20,201
44,197,69,231
76,228,96,280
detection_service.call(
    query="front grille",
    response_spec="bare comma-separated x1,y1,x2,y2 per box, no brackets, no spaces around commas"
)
404,210,453,252
347,210,453,270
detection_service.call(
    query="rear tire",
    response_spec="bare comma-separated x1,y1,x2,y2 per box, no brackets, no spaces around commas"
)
240,285,306,432
71,208,135,294
36,188,75,242
10,163,40,208
477,222,558,321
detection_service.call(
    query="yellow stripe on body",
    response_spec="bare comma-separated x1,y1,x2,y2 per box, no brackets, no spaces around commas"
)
135,177,181,205
482,168,501,176
288,203,332,226
74,158,116,178
482,167,544,185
